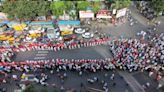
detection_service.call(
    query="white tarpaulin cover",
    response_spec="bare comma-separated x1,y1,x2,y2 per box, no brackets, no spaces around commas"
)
116,8,127,18
79,11,94,18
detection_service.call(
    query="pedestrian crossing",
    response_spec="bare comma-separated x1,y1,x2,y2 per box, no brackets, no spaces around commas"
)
34,51,48,60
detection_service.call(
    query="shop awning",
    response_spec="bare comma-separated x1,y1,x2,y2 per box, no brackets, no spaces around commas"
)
58,20,80,25
29,21,53,25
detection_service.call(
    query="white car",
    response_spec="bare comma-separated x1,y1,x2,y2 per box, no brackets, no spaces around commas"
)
82,32,94,39
74,28,85,34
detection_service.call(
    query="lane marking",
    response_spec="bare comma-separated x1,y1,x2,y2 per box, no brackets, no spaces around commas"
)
34,57,46,59
36,54,47,56
37,51,49,53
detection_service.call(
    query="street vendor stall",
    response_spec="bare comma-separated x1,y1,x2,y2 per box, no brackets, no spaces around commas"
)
96,10,112,19
58,20,80,39
79,10,94,19
12,24,27,31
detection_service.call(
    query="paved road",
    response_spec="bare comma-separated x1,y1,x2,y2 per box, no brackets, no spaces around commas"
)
118,71,145,92
0,69,134,92
132,72,164,92
13,45,112,61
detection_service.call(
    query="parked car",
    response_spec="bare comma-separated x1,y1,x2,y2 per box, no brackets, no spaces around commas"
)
82,32,94,39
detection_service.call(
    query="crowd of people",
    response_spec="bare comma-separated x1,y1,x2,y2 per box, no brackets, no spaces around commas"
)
0,32,163,91
0,37,110,53
109,35,164,83
0,58,116,92
0,56,163,91
0,49,14,62
0,37,110,63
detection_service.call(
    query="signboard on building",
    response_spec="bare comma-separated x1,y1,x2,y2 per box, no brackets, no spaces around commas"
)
116,8,127,18
96,10,112,19
79,11,94,18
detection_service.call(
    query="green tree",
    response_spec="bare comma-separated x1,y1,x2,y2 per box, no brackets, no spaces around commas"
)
2,0,17,20
73,1,91,19
77,1,91,11
111,0,131,9
65,1,74,12
36,1,50,16
15,1,38,21
91,1,101,13
1,0,50,21
50,1,66,17
23,85,37,92
150,0,164,16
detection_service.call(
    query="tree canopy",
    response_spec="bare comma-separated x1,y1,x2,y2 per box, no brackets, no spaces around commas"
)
91,1,101,13
50,1,66,17
77,1,91,11
150,0,164,16
1,0,134,21
111,0,131,9
50,1,74,17
1,0,50,21
50,1,101,19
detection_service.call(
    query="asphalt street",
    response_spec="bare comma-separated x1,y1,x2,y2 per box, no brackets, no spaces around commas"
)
13,45,112,61
0,69,134,92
